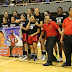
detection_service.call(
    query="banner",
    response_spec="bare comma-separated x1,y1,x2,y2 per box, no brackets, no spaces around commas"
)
0,26,23,56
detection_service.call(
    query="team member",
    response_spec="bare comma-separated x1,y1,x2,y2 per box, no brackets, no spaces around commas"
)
22,15,40,61
10,16,19,27
28,8,34,16
27,7,34,57
15,13,28,60
3,11,10,23
12,10,20,20
55,7,66,62
34,8,46,61
40,15,62,66
61,7,72,67
1,17,10,28
0,11,10,23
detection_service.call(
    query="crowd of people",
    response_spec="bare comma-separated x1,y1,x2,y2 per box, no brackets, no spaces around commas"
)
0,0,70,7
0,6,72,67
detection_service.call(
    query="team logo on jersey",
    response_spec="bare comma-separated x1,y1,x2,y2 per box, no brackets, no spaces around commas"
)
10,24,16,27
56,17,63,23
20,22,25,26
50,26,52,29
29,24,35,29
36,19,39,23
2,25,8,28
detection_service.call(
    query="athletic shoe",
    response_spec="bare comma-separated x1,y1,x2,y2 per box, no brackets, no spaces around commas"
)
42,55,46,61
23,55,28,60
29,55,34,60
57,57,63,62
38,55,43,59
19,55,25,59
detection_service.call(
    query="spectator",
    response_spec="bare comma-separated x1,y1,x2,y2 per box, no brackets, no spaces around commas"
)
22,0,28,5
0,0,3,6
9,1,15,7
46,0,50,2
19,0,23,4
31,0,37,3
15,0,20,4
28,0,31,3
41,0,46,2
53,0,62,1
37,0,41,2
4,0,9,5
3,1,8,6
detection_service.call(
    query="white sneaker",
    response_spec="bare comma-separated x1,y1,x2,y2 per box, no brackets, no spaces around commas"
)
57,57,63,62
42,55,46,61
38,55,43,59
19,55,25,59
23,55,27,60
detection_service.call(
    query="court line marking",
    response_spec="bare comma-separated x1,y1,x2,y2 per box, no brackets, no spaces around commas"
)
0,59,16,65
0,57,72,69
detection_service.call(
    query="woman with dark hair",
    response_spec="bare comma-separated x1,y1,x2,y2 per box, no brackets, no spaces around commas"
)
15,13,28,60
1,11,10,23
34,8,46,61
1,17,10,28
10,16,19,27
28,7,34,16
12,10,20,20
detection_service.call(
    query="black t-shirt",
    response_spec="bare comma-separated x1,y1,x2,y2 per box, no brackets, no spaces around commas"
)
34,14,44,36
20,21,27,33
50,16,56,21
1,17,11,23
34,14,44,24
10,23,19,27
15,16,20,20
28,22,39,35
1,23,10,28
55,14,66,29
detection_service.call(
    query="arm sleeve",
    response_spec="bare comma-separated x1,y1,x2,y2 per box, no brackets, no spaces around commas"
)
53,21,59,29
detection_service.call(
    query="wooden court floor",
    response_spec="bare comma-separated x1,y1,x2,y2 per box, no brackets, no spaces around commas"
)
0,47,72,72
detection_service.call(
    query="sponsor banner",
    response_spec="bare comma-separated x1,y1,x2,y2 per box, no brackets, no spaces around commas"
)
0,26,23,56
